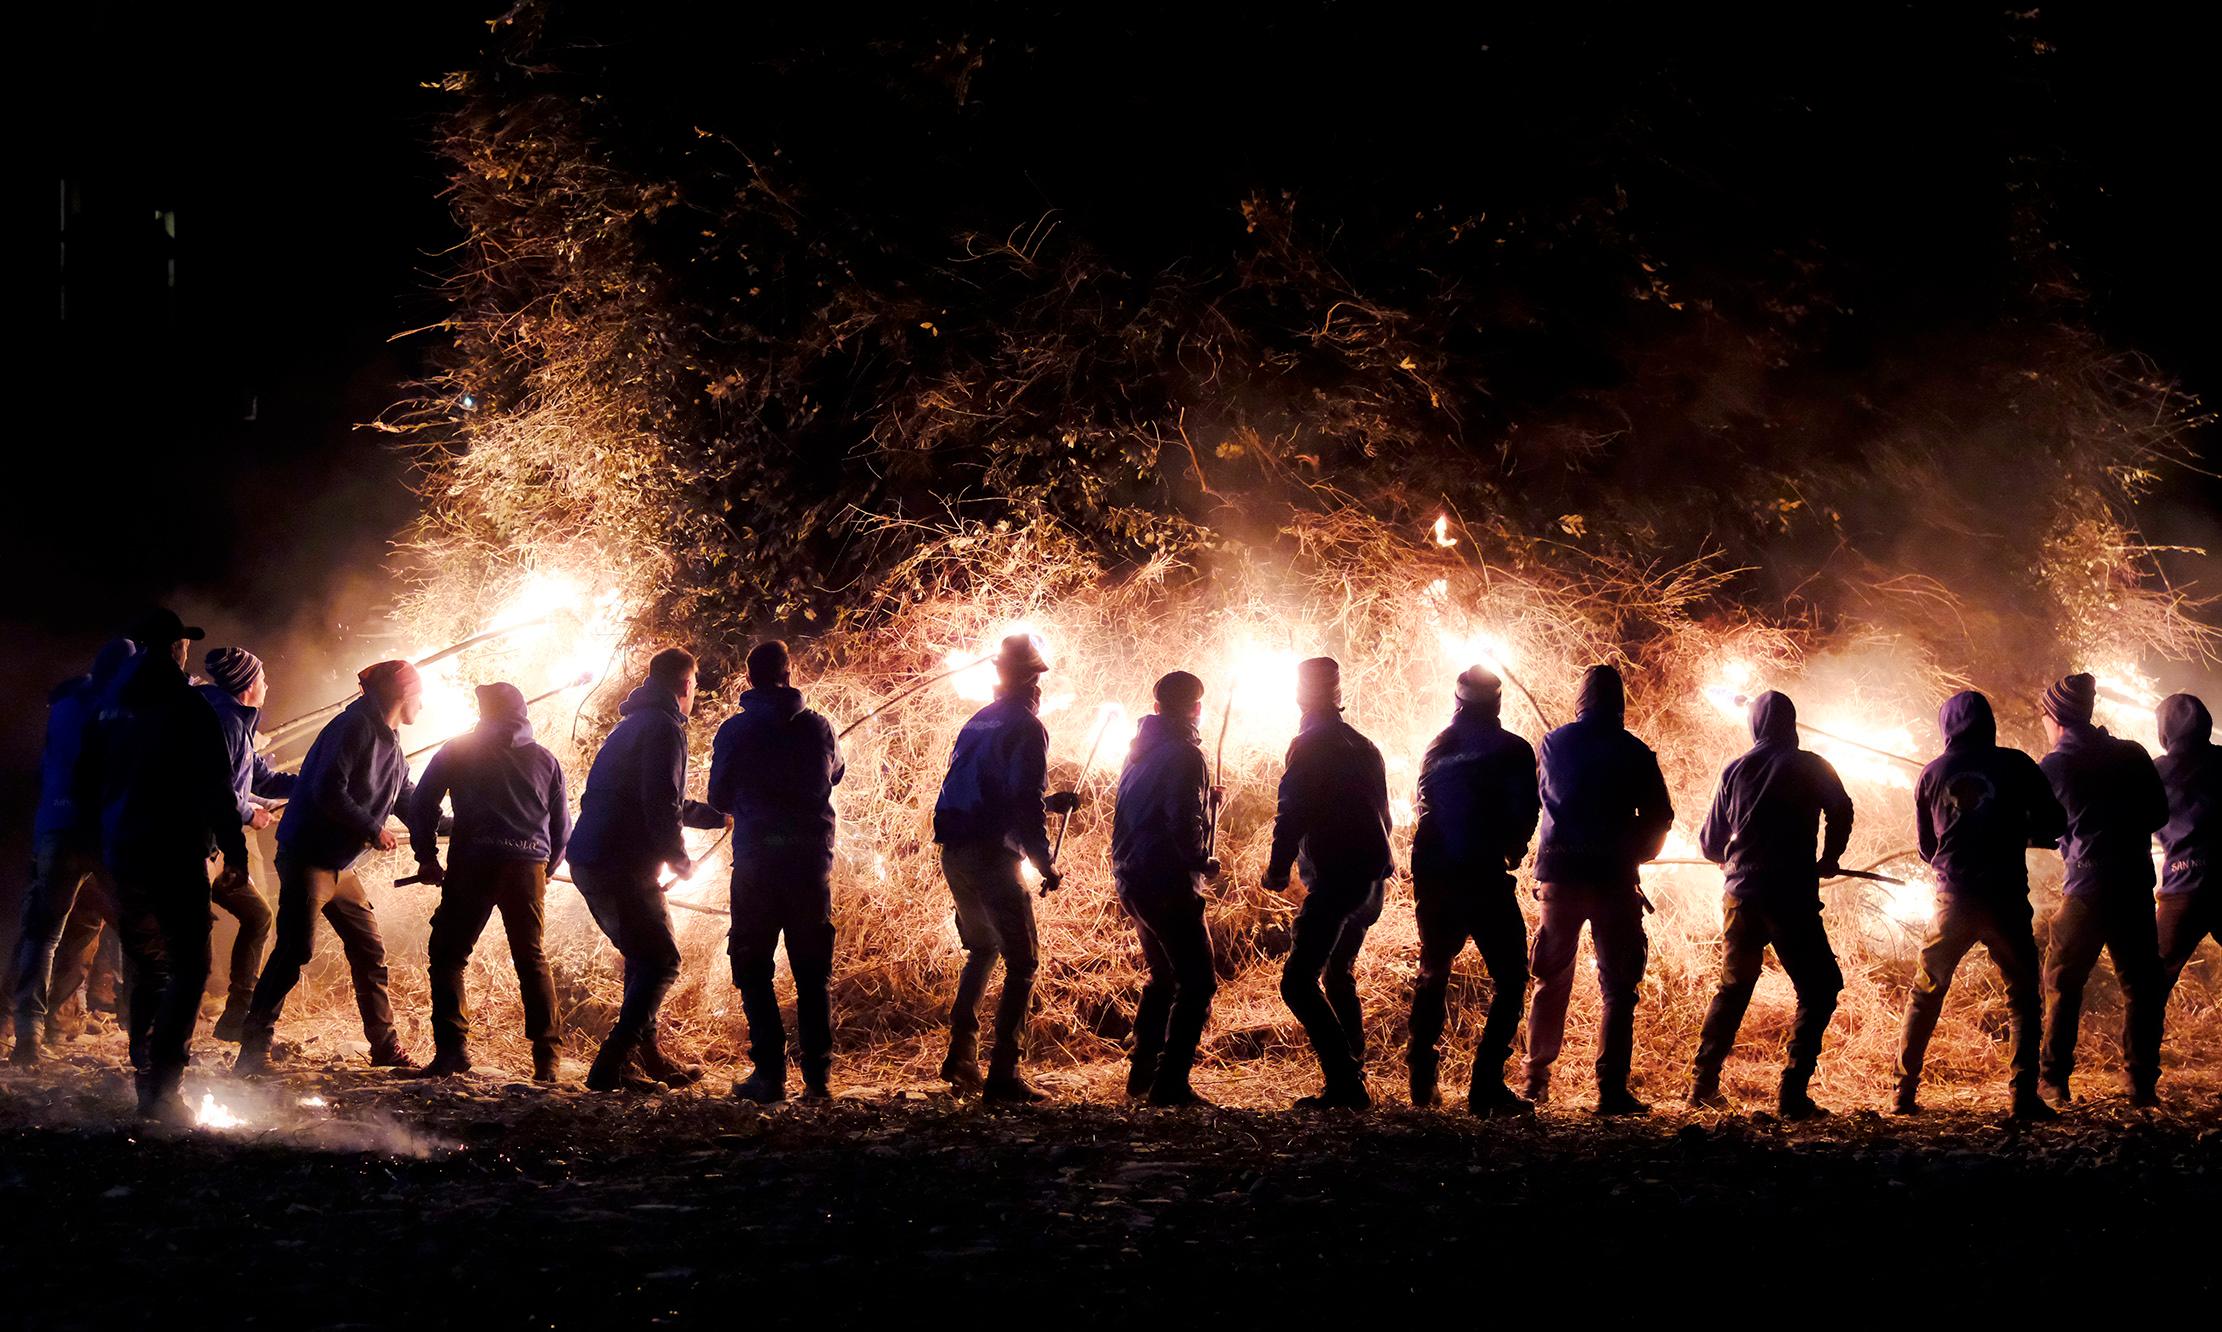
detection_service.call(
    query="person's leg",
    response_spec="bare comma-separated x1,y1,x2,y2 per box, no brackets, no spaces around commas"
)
43,897,105,1040
207,869,273,1037
426,868,498,1066
785,867,837,1091
1279,881,1366,1098
980,862,1039,1085
1523,883,1586,1100
322,871,403,1061
10,839,93,1053
1690,894,1766,1101
940,843,1004,1082
2157,893,2201,999
2100,893,2165,1099
1894,897,1979,1104
1405,878,1466,1105
109,877,169,1080
489,863,559,1074
2039,894,2104,1096
145,868,213,1109
1471,885,1531,1102
1767,897,1844,1111
1147,890,1216,1102
1123,892,1177,1096
728,857,790,1087
240,855,335,1053
1976,899,2046,1105
1590,885,1650,1108
1324,878,1385,1063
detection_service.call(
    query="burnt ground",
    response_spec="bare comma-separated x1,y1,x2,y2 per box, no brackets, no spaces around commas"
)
3,1037,2219,1329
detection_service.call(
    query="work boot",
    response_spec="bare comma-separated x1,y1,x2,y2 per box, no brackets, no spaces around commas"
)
799,1075,833,1102
1295,1072,1373,1111
2039,1076,2072,1109
1125,1057,1157,1100
1409,1052,1441,1108
416,1047,472,1078
585,1040,657,1093
940,1029,983,1094
1593,1087,1651,1117
139,1082,192,1127
1890,1080,1921,1116
635,1036,703,1089
532,1042,562,1084
211,1000,250,1044
232,1032,273,1079
983,1072,1050,1104
732,1067,788,1104
2010,1087,2060,1122
368,1038,417,1071
1522,1064,1550,1105
1777,1071,1829,1122
1686,1069,1729,1111
2129,1082,2161,1110
1468,1077,1534,1118
1147,1080,1213,1108
8,1021,37,1067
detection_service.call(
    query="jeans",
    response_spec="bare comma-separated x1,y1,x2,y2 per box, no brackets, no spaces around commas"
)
1408,865,1530,1077
1691,893,1844,1085
11,834,117,1037
729,853,836,1081
2041,889,2164,1092
1895,893,2042,1092
1278,876,1383,1088
1526,879,1649,1094
573,860,682,1062
942,841,1038,1075
243,854,398,1053
1120,875,1217,1093
428,857,557,1053
110,852,214,1100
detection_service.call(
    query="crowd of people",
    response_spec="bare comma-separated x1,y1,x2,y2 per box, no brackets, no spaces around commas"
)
6,615,2219,1124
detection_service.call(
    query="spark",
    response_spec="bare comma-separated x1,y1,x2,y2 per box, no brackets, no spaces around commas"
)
1431,514,1458,548
194,1093,247,1129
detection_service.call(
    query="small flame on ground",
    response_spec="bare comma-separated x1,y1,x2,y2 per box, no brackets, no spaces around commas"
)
298,1095,329,1109
1431,514,1458,548
194,1093,247,1129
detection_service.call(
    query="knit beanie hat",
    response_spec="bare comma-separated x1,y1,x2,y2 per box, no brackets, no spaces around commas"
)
205,647,264,697
2041,673,2098,727
358,659,424,702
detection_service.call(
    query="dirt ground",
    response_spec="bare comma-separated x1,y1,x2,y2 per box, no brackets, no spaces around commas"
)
3,1027,2218,1330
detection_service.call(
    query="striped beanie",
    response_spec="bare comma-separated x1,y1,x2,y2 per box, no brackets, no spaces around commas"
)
205,647,264,697
2041,672,2098,727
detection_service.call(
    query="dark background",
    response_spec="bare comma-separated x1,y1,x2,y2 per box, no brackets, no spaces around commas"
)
7,3,2219,883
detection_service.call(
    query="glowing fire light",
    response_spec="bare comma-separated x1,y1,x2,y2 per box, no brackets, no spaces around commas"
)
194,1093,246,1129
1437,625,1517,677
298,1095,329,1109
1431,514,1458,548
2091,660,2164,755
1877,870,1937,927
945,621,1047,703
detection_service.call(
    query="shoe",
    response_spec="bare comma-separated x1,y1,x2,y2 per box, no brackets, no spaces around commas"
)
416,1048,472,1078
369,1042,418,1071
1468,1079,1534,1117
1409,1055,1441,1108
585,1042,658,1093
2039,1077,2072,1108
1891,1082,1921,1116
2010,1090,2060,1122
635,1038,704,1089
939,1048,984,1095
1293,1080,1372,1111
2129,1084,2161,1109
232,1035,273,1079
1125,1059,1157,1100
531,1044,561,1083
8,1032,37,1067
731,1069,788,1104
211,1004,249,1044
1593,1089,1651,1117
1147,1083,1214,1108
982,1074,1050,1104
1522,1066,1550,1104
139,1087,193,1127
1778,1092,1831,1122
799,1078,833,1102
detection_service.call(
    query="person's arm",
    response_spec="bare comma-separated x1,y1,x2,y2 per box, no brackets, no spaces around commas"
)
313,718,386,844
1011,724,1055,877
823,715,846,790
250,747,298,800
1915,773,1939,865
1632,748,1674,863
2022,755,2068,849
1176,747,1209,869
705,718,740,817
545,753,571,874
1265,739,1308,887
1697,768,1732,866
1817,760,1854,871
2133,750,2169,836
638,723,693,869
404,747,451,870
194,707,250,868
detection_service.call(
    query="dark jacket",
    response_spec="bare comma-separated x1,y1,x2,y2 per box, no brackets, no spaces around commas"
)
1412,706,1539,882
567,683,723,873
1266,711,1394,886
276,695,416,871
2039,720,2167,898
405,698,570,869
1112,712,1211,887
933,692,1055,872
80,651,248,869
1699,692,1854,900
707,685,845,867
33,640,135,843
1915,691,2066,898
2155,694,2222,898
197,682,298,826
1534,666,1674,887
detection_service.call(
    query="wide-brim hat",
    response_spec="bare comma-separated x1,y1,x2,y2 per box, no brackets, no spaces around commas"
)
995,632,1051,680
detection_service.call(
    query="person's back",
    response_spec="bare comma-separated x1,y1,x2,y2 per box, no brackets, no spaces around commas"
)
35,641,134,844
1916,691,2064,897
2039,718,2166,899
2156,694,2222,897
275,696,409,871
1112,711,1210,884
1413,707,1537,876
1535,667,1673,886
709,683,843,865
1269,714,1393,885
570,680,698,872
933,693,1049,853
91,651,242,867
1700,691,1852,897
414,687,568,867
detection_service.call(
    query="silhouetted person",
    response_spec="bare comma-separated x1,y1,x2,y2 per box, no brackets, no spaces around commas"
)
1526,664,1672,1115
932,633,1076,1102
1111,670,1221,1107
78,610,249,1118
405,682,570,1082
236,659,424,1075
711,641,845,1104
2035,673,2167,1107
195,646,294,1042
1264,657,1392,1111
2155,694,2222,1012
1407,666,1539,1115
1894,690,2066,1119
1689,690,1852,1119
9,638,133,1064
568,647,728,1092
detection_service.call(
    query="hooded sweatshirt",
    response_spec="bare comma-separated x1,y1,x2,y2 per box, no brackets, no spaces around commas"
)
2153,694,2219,898
933,691,1056,871
196,682,298,826
34,639,136,843
1535,666,1674,887
80,650,248,869
1412,701,1540,879
1111,711,1212,887
1698,691,1854,899
405,685,571,869
1266,709,1394,887
1914,691,2066,897
567,682,724,874
2038,716,2167,898
276,694,415,871
707,684,845,867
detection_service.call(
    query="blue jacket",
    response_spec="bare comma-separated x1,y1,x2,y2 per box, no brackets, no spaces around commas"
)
405,706,570,869
567,683,723,873
1412,706,1539,883
707,685,844,867
1915,691,2066,898
275,695,416,871
2155,694,2221,898
1699,691,1854,900
2040,720,2167,898
1534,666,1674,887
1112,712,1211,887
196,682,298,826
933,693,1055,871
33,640,136,843
79,651,248,869
1266,711,1393,887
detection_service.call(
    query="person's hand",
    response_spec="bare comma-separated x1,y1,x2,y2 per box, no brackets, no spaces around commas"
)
671,855,696,883
1815,860,1842,880
247,806,275,831
1209,785,1226,811
1038,869,1064,897
214,860,250,893
373,827,398,852
417,860,445,887
1202,857,1224,884
1263,864,1292,893
1044,790,1080,817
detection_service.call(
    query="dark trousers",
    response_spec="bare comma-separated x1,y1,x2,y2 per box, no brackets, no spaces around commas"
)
1692,893,1844,1085
574,861,682,1060
111,854,213,1099
1408,868,1530,1077
2041,890,2164,1092
1527,879,1649,1093
2158,890,2220,996
208,863,273,1014
942,841,1038,1075
729,853,836,1081
1895,893,2042,1091
244,854,398,1052
428,858,557,1053
12,835,118,1035
1279,875,1383,1088
1121,876,1217,1092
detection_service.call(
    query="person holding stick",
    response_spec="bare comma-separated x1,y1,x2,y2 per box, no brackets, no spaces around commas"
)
1263,657,1392,1111
1407,666,1540,1115
710,641,845,1104
1687,690,1852,1119
931,633,1077,1102
1111,671,1222,1107
234,659,425,1075
194,646,294,1042
2155,694,2222,1019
